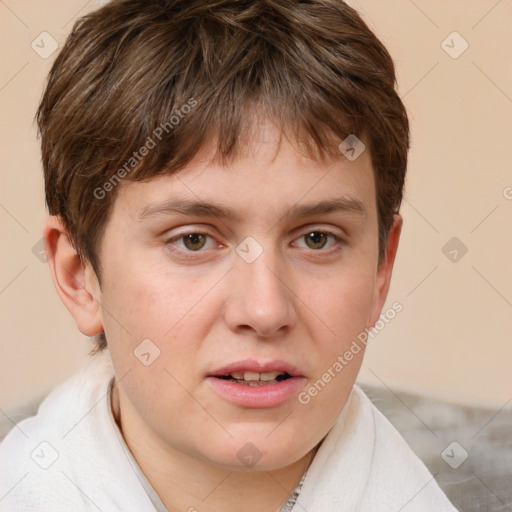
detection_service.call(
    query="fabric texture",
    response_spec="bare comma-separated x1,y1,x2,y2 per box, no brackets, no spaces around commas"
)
0,354,458,511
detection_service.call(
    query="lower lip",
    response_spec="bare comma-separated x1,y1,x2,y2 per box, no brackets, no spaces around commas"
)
207,376,306,408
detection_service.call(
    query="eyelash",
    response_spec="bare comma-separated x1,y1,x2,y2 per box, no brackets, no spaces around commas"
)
164,230,345,258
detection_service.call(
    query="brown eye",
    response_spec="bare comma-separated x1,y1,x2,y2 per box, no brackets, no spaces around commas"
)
293,231,343,252
183,233,207,251
304,232,328,249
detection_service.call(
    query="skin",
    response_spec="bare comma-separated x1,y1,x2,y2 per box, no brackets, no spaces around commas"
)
44,121,401,512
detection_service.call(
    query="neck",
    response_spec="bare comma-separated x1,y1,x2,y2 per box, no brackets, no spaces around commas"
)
111,385,317,512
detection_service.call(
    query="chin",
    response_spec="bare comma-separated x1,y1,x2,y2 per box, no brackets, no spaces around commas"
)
199,435,312,473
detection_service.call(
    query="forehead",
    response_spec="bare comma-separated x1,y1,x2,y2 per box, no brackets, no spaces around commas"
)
113,123,376,224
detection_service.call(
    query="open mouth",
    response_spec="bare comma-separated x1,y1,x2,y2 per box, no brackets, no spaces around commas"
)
214,371,293,386
208,362,305,407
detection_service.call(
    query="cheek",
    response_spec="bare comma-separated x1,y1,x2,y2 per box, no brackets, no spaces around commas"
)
302,266,376,344
100,267,221,425
98,259,227,401
101,261,219,340
295,264,375,404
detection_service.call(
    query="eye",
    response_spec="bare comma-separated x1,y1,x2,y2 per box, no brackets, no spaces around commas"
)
294,231,342,250
168,232,217,252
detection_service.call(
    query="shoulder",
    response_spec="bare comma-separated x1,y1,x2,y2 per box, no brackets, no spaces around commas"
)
354,386,459,510
0,353,122,510
295,385,458,511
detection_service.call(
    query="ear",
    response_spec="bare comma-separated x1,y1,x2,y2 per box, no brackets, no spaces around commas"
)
368,214,402,327
43,216,104,336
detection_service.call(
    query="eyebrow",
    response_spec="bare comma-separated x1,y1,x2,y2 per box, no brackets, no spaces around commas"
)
138,196,366,222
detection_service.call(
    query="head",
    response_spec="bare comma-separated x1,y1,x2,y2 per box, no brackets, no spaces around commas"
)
40,0,408,472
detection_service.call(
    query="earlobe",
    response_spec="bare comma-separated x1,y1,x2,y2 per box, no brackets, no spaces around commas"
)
43,216,104,336
369,214,403,327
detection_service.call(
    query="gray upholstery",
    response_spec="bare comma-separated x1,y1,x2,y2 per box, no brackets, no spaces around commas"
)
1,385,510,511
360,384,512,512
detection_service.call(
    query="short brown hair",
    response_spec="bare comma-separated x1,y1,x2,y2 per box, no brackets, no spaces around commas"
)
37,0,409,349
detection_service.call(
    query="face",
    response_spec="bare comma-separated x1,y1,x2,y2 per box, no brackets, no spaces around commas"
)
92,122,393,471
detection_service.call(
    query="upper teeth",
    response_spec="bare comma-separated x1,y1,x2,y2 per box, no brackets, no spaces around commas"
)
230,371,284,381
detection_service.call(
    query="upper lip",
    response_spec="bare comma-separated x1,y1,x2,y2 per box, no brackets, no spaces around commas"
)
208,359,304,377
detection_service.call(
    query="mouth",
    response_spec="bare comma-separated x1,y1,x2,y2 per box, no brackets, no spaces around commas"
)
207,359,305,408
214,371,293,386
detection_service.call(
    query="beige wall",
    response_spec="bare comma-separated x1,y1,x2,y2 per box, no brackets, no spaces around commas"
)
1,0,511,411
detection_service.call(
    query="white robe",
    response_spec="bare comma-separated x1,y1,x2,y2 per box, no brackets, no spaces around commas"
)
0,354,457,511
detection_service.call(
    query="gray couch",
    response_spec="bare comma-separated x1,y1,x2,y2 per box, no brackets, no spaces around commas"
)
360,384,512,512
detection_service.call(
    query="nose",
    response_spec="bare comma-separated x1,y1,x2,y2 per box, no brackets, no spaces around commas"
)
223,249,297,339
